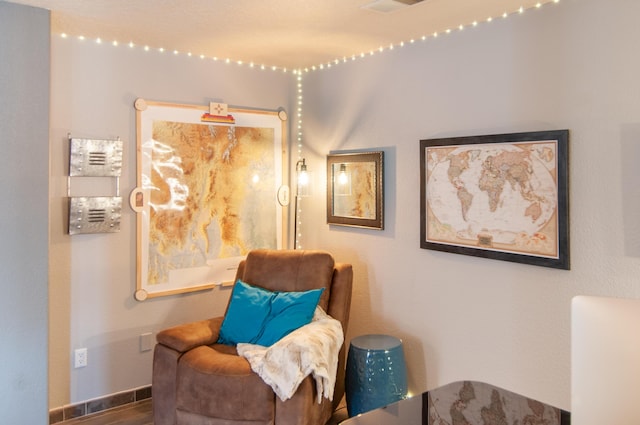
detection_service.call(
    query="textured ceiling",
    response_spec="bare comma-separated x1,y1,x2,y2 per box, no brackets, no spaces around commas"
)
8,0,557,69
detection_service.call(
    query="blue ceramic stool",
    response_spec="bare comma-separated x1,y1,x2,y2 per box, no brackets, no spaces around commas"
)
345,334,408,416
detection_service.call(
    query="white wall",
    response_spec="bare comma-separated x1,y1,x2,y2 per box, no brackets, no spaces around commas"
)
49,37,294,406
0,2,50,422
301,0,640,410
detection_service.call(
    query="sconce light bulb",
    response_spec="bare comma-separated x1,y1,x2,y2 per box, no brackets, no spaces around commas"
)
298,170,309,186
297,159,309,186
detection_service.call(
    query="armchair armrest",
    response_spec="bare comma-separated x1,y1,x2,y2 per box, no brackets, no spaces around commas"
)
156,317,224,353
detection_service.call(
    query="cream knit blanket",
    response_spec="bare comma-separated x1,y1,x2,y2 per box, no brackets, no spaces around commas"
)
237,307,344,403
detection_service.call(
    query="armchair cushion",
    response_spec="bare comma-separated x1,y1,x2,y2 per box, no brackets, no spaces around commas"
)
218,279,325,346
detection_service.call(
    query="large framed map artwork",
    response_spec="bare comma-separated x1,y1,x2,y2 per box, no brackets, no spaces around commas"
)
420,130,569,270
133,99,287,300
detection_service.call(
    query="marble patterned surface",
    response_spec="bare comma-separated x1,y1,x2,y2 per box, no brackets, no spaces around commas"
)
427,381,563,425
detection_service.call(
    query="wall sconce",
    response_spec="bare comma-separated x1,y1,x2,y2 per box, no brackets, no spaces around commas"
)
296,158,310,197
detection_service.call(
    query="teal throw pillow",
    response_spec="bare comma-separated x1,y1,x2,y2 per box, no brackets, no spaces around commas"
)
217,279,324,346
254,286,324,346
217,280,274,345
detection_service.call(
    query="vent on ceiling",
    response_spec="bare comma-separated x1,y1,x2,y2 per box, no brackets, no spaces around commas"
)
361,0,425,13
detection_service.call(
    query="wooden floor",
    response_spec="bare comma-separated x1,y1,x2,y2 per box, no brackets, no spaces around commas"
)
58,398,349,425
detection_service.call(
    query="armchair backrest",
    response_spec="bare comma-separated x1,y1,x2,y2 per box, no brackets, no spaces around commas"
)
235,249,336,311
234,249,353,408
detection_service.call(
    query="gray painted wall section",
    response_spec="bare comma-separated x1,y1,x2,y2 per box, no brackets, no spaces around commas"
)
0,1,50,422
301,0,640,409
48,35,293,406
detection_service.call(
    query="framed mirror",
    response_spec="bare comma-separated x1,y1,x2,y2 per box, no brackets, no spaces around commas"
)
327,151,384,229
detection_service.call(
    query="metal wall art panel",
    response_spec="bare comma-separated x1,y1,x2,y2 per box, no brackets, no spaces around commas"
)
68,196,122,235
69,138,123,177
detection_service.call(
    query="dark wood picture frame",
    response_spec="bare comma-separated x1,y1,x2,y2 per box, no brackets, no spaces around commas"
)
420,130,569,269
327,151,384,229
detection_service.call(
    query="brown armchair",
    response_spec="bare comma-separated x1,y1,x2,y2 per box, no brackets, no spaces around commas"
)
153,249,353,425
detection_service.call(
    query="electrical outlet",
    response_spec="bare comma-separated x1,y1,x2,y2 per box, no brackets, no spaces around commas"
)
140,332,153,352
74,348,87,368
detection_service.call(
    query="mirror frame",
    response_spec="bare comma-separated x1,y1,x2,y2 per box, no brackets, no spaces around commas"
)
326,151,384,229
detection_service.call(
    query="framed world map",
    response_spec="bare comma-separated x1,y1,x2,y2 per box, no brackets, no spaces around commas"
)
420,130,569,269
133,99,287,299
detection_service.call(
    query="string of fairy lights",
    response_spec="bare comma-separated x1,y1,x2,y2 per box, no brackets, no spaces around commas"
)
295,72,305,249
57,0,560,249
58,0,560,76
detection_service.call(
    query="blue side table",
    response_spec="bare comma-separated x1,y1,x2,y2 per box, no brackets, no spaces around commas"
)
345,334,408,417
